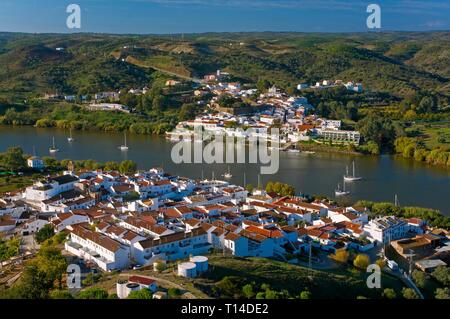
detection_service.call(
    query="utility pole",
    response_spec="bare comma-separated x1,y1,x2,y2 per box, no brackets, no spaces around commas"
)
308,240,313,279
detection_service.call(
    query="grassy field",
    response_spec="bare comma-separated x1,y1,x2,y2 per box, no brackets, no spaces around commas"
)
194,255,405,299
407,121,450,151
0,175,35,193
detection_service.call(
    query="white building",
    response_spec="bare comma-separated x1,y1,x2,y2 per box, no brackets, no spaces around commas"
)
363,216,409,244
65,225,130,271
24,175,79,202
27,157,45,170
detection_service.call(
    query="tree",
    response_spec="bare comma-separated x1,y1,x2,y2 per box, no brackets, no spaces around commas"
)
299,290,312,299
152,94,166,112
127,289,153,299
402,288,419,299
330,250,349,263
5,263,54,299
411,270,427,289
35,224,54,243
77,288,109,299
353,254,370,269
104,161,119,171
382,288,397,299
432,266,449,286
179,103,197,121
1,147,26,171
242,284,255,299
167,288,182,299
0,237,21,262
35,244,68,289
49,290,74,299
245,184,254,193
257,79,271,93
119,160,137,175
264,289,280,299
375,258,386,269
435,288,450,300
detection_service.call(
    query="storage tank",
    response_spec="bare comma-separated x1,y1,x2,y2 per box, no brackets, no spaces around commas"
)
177,262,197,278
125,283,141,297
116,280,128,299
189,255,209,273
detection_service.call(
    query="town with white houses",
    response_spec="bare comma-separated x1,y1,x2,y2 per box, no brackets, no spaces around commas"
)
167,71,361,146
1,164,448,285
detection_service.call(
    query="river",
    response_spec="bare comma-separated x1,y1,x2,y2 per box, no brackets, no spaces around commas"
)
0,126,449,215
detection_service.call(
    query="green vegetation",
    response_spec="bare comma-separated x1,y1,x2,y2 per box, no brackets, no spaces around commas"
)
0,240,67,299
402,288,419,299
355,200,450,229
199,255,405,299
394,136,449,167
127,289,153,299
0,237,21,262
35,224,54,244
265,182,295,196
76,287,109,299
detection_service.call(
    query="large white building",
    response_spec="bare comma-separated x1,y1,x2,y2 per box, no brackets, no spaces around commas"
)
363,216,409,244
24,175,79,202
65,224,130,271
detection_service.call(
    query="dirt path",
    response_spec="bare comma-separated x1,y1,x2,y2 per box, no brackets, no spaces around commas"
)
119,273,199,299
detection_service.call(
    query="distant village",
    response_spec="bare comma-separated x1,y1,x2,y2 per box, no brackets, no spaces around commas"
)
43,69,363,147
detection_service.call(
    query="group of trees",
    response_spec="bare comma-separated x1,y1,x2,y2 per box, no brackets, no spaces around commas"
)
213,276,310,299
0,147,27,171
0,241,67,299
316,100,358,121
356,113,405,154
355,200,450,229
265,182,295,196
0,237,21,262
394,136,450,166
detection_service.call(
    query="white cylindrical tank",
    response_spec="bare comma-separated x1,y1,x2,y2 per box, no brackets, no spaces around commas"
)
125,283,141,297
116,280,128,299
177,262,197,278
189,256,209,273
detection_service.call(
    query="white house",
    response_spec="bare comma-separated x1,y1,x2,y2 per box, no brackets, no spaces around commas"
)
65,225,130,271
27,157,45,170
363,216,409,244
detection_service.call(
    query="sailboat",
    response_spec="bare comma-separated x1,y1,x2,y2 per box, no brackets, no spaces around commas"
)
67,129,74,142
119,132,129,151
222,166,232,179
287,144,300,153
344,160,362,182
49,137,59,153
335,178,350,196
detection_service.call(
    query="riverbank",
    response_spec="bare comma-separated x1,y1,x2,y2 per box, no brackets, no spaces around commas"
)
297,141,364,156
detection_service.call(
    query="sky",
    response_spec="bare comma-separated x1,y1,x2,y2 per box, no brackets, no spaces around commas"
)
0,0,448,34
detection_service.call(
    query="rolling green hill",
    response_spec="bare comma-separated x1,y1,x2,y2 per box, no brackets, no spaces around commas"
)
0,31,448,104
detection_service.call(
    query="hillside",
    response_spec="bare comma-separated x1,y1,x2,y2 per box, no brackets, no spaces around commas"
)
0,31,448,104
193,255,405,299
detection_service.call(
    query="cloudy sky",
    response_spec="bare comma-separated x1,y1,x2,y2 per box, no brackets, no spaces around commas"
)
0,0,448,33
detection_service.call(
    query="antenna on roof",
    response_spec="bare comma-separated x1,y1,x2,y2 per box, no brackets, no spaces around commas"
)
394,194,400,207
